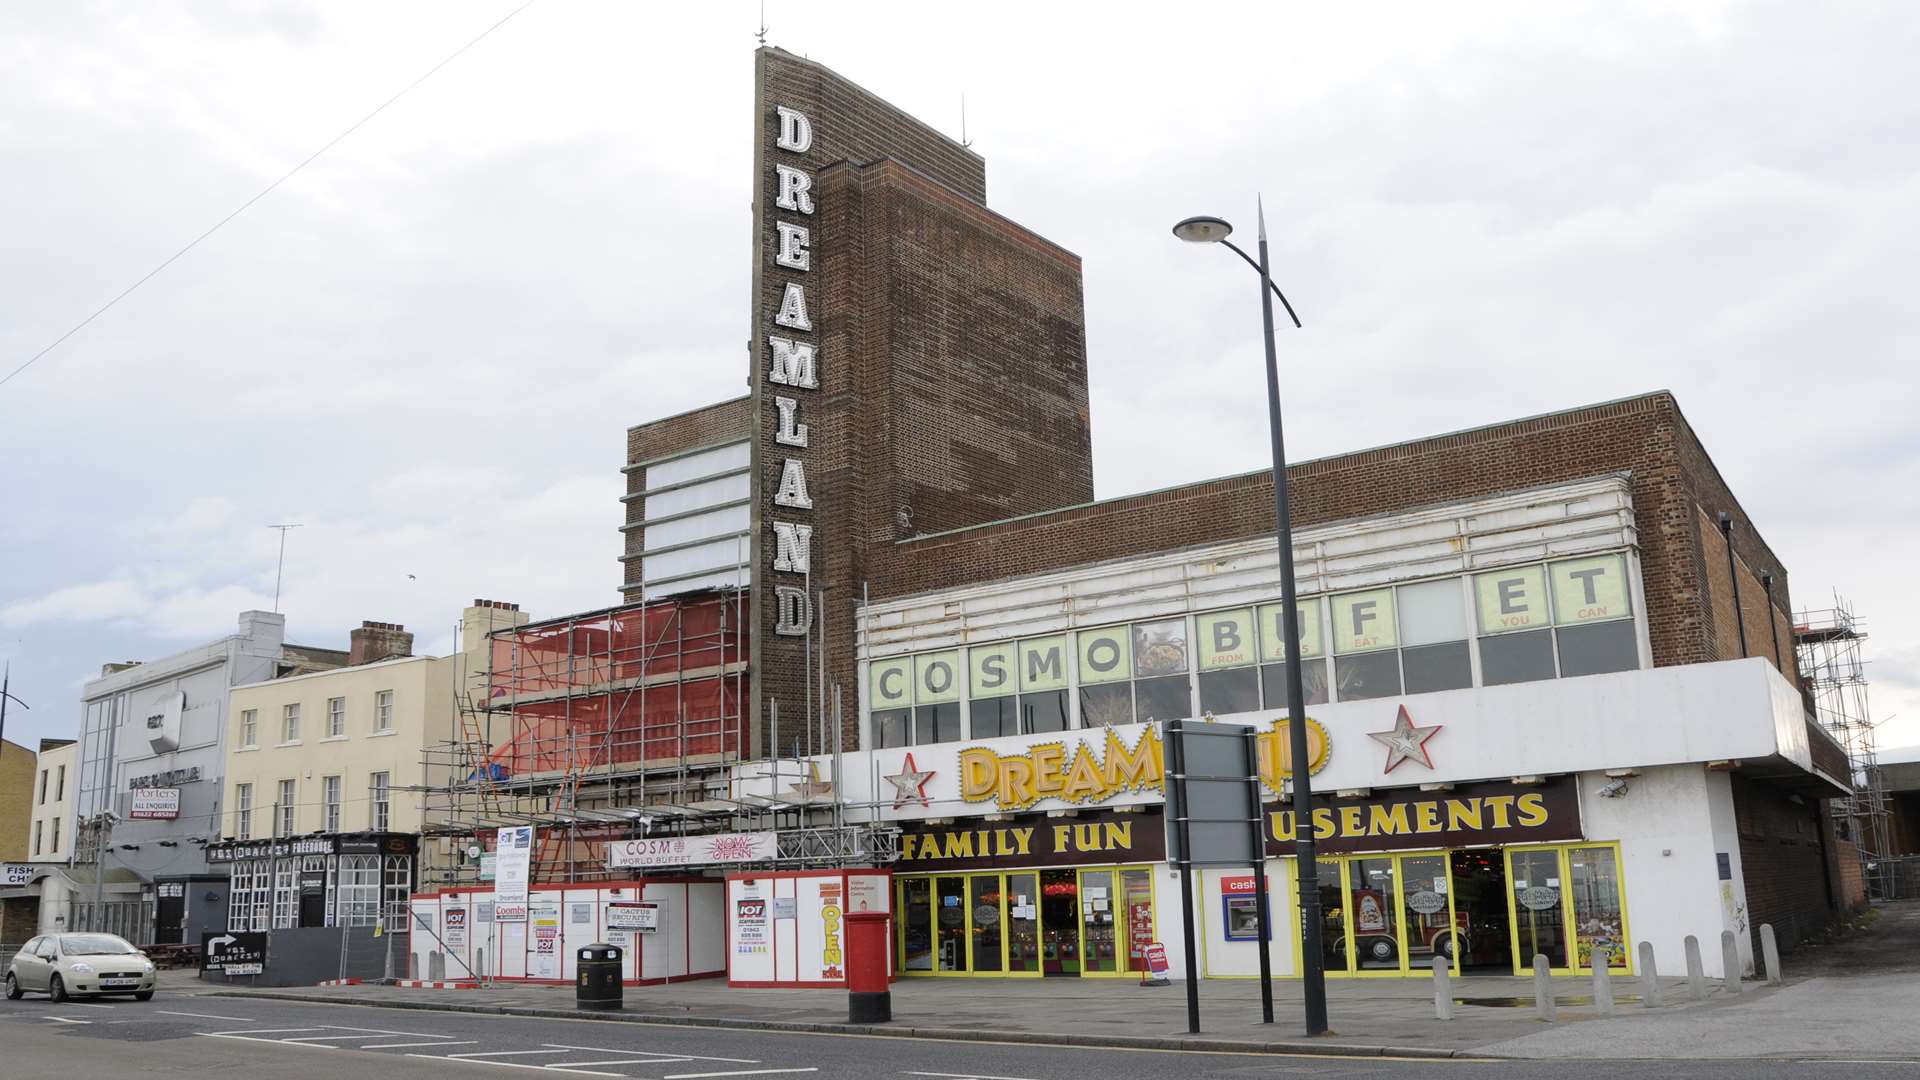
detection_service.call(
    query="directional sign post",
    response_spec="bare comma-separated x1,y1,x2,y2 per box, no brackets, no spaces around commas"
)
201,930,268,976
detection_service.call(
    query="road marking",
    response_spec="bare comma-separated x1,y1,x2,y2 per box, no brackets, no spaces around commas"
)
404,1056,621,1078
363,1040,479,1049
206,1027,325,1035
63,1002,114,1010
282,1033,397,1042
906,1073,1044,1080
545,1059,699,1068
449,1050,574,1059
158,1010,255,1022
197,1033,340,1050
45,1016,92,1024
544,1044,758,1063
663,1070,820,1080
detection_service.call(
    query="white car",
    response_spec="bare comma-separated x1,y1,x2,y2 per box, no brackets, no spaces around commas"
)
6,933,157,1002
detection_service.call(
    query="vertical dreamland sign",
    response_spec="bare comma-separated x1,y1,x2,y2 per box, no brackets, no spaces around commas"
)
745,48,988,757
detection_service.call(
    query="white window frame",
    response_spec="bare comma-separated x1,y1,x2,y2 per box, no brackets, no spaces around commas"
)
327,696,346,738
235,783,253,840
276,779,296,837
374,689,394,732
240,709,258,748
369,771,391,832
322,774,342,832
282,702,300,743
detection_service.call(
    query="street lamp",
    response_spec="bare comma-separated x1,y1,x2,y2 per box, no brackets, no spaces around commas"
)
1172,203,1326,1037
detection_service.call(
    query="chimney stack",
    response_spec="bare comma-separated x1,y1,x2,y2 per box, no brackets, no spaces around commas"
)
348,621,414,666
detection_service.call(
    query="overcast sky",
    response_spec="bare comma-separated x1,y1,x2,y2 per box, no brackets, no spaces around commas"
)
2,2,1915,755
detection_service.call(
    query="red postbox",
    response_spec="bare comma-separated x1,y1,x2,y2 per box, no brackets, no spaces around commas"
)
845,910,891,1023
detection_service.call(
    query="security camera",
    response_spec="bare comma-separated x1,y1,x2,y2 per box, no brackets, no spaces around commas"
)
1597,779,1629,799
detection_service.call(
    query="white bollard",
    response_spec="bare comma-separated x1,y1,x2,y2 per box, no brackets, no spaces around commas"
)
1684,935,1708,1001
1639,942,1663,1008
429,950,445,982
1720,930,1743,995
1432,954,1453,1020
1533,954,1556,1022
1591,946,1615,1016
1760,924,1783,985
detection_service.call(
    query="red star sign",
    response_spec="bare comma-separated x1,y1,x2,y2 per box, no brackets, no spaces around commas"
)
1367,704,1442,772
884,752,935,809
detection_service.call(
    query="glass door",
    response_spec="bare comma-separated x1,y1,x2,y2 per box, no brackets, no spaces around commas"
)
1315,858,1350,974
1569,845,1628,971
1399,853,1457,973
1006,872,1041,974
1040,868,1080,976
1349,857,1401,971
970,876,1004,973
900,877,934,971
1120,868,1155,975
1079,869,1116,974
1508,848,1569,970
936,875,968,972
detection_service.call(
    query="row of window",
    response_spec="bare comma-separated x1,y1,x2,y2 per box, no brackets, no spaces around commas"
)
228,854,411,931
35,764,67,807
237,690,396,748
30,816,62,856
232,773,391,840
869,554,1641,748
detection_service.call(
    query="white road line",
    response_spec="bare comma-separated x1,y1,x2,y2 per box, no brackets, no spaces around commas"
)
282,1033,395,1042
905,1073,1044,1080
158,1010,255,1022
196,1033,339,1050
404,1056,620,1078
449,1050,574,1059
544,1044,758,1063
206,1026,325,1035
545,1059,698,1069
63,1002,114,1010
45,1016,91,1024
663,1070,820,1080
363,1040,479,1049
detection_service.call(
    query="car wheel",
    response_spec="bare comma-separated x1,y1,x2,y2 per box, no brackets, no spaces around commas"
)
4,973,21,1000
48,975,69,1003
133,991,154,1002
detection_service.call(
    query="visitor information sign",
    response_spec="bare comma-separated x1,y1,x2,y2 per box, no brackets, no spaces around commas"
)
495,826,533,922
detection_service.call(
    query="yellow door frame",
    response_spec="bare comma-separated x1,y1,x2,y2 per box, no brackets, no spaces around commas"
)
1503,841,1633,977
1286,850,1462,979
894,867,1154,978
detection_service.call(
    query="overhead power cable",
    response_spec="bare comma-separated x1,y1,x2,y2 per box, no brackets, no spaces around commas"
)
0,0,539,392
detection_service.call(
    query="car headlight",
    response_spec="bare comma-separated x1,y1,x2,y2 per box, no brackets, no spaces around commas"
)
69,962,95,974
142,962,155,972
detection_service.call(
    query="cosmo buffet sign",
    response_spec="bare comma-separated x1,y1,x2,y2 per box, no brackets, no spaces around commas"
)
607,831,776,870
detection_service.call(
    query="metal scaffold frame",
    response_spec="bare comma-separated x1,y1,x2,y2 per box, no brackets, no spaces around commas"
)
416,589,898,887
1794,593,1894,899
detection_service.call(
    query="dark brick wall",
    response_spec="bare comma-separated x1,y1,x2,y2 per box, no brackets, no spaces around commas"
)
620,396,753,598
1733,773,1840,954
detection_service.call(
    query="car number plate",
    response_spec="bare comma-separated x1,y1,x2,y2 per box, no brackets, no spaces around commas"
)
101,978,139,987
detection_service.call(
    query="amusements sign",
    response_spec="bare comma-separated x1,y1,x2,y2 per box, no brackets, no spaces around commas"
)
1263,777,1581,855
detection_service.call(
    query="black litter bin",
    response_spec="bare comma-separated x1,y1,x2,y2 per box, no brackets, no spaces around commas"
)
576,943,623,1010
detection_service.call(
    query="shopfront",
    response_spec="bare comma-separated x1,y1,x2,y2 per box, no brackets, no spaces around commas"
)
893,809,1161,978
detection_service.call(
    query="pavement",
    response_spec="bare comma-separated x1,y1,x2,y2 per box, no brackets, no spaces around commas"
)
5,990,1918,1079
179,900,1920,1063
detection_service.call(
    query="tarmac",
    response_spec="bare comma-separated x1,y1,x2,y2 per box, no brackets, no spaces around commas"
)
189,900,1920,1061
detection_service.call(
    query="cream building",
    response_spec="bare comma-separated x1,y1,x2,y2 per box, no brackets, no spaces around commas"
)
214,602,526,930
30,740,77,865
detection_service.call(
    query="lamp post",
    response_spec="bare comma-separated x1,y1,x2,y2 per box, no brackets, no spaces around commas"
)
1173,204,1327,1037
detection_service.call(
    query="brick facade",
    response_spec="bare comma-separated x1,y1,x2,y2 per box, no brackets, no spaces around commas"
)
1733,773,1843,953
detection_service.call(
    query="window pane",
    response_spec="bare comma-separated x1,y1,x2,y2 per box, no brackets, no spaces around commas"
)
1480,629,1556,685
1556,620,1639,677
1077,626,1132,685
1258,598,1323,660
1198,667,1260,716
1020,691,1069,734
1260,660,1330,707
871,708,910,749
970,696,1016,740
1398,579,1467,646
1511,849,1567,968
1333,652,1402,700
1569,846,1628,970
914,652,962,705
1079,683,1133,728
914,703,960,745
870,658,913,711
1350,858,1399,970
1018,636,1070,692
1331,589,1398,654
1132,619,1188,677
1475,566,1551,635
1403,641,1472,694
1195,609,1256,670
1550,554,1632,625
969,643,1017,699
1133,675,1191,724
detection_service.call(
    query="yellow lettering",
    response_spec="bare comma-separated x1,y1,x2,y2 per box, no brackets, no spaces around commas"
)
1312,807,1337,840
1367,803,1411,836
1032,745,1066,799
1339,805,1365,837
1516,792,1549,827
1061,744,1107,802
1445,798,1483,832
1010,827,1034,855
1053,824,1073,851
959,748,998,802
1414,801,1443,833
1484,795,1516,830
1002,757,1036,809
941,832,975,860
1103,729,1161,791
1073,823,1101,850
1269,810,1296,843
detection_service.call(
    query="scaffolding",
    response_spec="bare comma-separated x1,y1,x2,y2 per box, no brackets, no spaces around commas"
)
419,588,896,887
1794,593,1894,899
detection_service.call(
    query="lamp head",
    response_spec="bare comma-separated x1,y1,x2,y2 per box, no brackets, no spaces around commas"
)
1172,215,1233,244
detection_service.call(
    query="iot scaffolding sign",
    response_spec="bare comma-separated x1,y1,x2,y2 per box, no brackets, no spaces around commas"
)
1163,718,1275,1032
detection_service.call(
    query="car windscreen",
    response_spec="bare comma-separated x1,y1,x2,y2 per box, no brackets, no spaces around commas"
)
58,935,138,955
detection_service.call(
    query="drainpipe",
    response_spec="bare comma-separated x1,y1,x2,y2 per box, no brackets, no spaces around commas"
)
1718,513,1748,659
